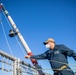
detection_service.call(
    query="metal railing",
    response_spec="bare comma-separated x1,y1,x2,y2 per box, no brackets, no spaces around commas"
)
0,50,39,75
0,50,51,75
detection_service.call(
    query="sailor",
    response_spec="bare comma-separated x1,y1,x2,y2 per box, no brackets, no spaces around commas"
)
25,38,76,75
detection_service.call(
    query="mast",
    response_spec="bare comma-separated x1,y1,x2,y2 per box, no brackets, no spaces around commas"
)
0,3,45,75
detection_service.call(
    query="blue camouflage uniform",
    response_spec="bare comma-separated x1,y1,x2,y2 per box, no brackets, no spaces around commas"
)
30,44,76,75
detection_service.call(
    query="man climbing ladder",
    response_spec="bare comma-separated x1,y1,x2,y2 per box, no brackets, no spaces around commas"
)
25,38,76,75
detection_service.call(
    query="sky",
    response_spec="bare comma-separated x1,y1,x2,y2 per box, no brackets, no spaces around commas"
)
0,0,76,75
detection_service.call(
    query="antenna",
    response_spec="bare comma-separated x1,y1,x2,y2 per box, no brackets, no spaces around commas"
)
0,3,45,75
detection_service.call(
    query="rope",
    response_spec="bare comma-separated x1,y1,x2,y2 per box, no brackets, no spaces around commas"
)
6,59,9,75
0,60,12,66
2,57,5,75
0,21,13,56
2,10,12,29
49,60,76,67
15,36,25,56
0,11,14,56
2,10,25,56
0,68,9,72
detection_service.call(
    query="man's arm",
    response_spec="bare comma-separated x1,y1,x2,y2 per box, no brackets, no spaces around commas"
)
25,52,47,60
30,53,47,60
61,44,76,60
